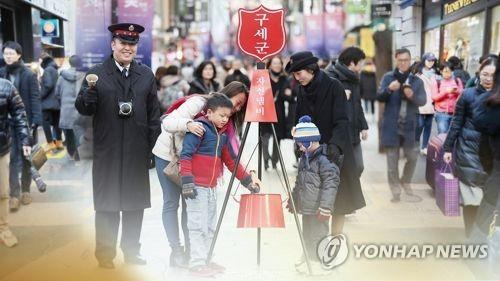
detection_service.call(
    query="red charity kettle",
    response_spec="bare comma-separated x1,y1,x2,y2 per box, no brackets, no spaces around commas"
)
237,193,285,228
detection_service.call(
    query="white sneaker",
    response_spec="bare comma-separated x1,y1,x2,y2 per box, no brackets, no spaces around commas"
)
294,254,305,268
0,229,18,247
420,148,427,156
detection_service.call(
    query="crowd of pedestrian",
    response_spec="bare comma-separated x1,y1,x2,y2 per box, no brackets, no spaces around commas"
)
1,21,500,278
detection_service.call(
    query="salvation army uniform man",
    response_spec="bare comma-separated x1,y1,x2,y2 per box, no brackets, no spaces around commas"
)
75,23,161,269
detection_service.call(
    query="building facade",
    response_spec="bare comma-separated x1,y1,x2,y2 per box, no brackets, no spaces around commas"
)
0,0,69,63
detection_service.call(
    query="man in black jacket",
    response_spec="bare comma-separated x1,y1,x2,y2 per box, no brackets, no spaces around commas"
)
75,23,161,269
1,41,42,211
40,54,62,151
0,77,31,247
325,46,369,176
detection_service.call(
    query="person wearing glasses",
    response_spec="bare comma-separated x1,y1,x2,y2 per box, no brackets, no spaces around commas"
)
377,48,427,203
443,57,497,238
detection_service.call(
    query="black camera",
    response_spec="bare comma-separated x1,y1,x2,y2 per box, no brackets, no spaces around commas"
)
118,101,133,117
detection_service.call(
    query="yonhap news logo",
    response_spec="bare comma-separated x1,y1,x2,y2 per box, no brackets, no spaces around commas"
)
317,234,349,270
317,234,489,269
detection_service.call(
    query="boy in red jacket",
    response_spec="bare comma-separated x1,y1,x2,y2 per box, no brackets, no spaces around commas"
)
180,93,260,277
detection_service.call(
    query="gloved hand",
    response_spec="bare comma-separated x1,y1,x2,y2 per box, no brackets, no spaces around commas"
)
316,207,331,222
286,198,296,214
328,144,344,168
182,183,197,199
83,87,98,105
246,183,260,194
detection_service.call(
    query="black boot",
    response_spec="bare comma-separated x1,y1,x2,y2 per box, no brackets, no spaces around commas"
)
170,246,188,268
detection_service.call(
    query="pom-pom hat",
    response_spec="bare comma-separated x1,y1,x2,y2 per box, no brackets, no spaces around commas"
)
293,115,321,148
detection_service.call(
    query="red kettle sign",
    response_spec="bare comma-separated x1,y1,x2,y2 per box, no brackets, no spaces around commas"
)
237,5,286,61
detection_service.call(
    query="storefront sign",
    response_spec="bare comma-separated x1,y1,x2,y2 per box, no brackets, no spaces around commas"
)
237,5,286,61
41,19,59,37
23,0,68,19
444,0,479,16
371,3,392,18
345,0,370,14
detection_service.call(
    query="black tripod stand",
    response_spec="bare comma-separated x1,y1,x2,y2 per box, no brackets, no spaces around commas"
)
206,64,312,275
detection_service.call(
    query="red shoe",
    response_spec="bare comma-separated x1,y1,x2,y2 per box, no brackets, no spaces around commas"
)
189,265,217,278
208,262,226,273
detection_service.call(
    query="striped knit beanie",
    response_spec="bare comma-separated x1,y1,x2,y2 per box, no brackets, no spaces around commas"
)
293,115,321,148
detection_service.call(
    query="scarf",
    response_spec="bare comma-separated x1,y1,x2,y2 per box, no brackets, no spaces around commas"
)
393,68,410,136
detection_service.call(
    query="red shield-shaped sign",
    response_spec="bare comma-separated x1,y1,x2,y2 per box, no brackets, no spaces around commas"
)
237,5,286,61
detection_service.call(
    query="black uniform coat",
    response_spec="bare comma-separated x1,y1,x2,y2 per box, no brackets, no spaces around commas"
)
295,70,366,214
75,57,161,212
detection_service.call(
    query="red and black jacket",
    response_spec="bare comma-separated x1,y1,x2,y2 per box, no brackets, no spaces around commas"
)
180,117,251,188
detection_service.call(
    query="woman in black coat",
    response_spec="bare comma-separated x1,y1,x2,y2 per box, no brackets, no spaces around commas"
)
360,59,378,115
471,58,500,277
260,56,293,170
187,61,220,95
287,51,365,235
443,58,496,237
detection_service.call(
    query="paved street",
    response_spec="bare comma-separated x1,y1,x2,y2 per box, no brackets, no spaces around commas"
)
0,117,493,281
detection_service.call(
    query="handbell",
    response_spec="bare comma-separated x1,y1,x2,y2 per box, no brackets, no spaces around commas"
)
86,74,98,87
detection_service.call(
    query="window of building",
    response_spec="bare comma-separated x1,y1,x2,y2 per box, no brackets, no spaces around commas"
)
443,11,485,76
490,5,500,55
424,27,440,60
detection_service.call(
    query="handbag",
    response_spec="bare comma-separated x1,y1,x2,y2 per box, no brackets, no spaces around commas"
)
31,144,47,170
163,134,182,186
435,164,460,216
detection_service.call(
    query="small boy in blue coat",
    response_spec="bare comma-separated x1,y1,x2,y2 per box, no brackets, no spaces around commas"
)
180,93,261,277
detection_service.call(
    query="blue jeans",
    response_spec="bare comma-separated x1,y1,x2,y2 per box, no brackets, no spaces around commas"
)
9,125,31,198
155,156,189,251
415,114,433,149
435,112,453,134
186,187,217,268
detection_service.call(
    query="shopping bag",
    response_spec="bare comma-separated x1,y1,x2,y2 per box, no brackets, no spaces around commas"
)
31,144,47,170
435,164,460,216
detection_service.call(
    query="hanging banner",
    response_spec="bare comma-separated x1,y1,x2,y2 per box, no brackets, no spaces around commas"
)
75,0,112,71
323,10,344,57
305,14,325,56
237,5,286,61
116,0,154,67
244,69,278,123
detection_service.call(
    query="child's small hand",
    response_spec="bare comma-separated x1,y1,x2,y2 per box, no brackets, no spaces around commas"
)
247,183,260,194
286,199,295,214
316,207,331,222
250,171,262,190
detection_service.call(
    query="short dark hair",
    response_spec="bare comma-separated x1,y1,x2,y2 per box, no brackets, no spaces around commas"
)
447,56,463,70
338,47,366,66
195,61,217,81
166,65,179,76
2,41,22,55
69,55,82,68
206,93,233,112
395,48,411,58
303,63,320,75
439,62,453,71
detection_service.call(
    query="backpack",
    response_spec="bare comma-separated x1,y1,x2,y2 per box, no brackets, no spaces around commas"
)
165,93,207,119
